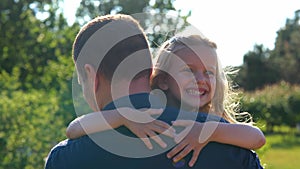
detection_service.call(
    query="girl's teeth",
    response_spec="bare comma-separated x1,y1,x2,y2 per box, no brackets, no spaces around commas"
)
187,89,205,95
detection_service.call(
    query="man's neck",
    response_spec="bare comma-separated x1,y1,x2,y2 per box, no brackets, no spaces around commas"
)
98,77,151,110
129,76,151,94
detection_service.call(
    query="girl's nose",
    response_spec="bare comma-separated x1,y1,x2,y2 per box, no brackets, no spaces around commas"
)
193,72,206,84
194,71,206,84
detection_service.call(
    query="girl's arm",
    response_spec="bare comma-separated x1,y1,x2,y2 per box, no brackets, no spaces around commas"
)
167,120,266,167
66,109,124,139
66,107,175,149
209,122,266,149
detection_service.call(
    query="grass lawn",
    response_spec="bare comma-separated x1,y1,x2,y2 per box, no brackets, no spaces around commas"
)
260,147,300,169
257,132,300,169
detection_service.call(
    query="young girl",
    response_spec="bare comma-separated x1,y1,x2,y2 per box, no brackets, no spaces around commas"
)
150,34,265,166
67,34,265,167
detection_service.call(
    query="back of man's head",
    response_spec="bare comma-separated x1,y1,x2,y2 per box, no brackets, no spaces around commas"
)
72,14,153,82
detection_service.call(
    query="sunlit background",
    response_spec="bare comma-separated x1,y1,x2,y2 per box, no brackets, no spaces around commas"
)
62,0,300,67
1,0,300,169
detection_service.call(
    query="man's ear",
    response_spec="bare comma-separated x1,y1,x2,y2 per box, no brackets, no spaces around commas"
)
156,74,169,90
84,64,98,92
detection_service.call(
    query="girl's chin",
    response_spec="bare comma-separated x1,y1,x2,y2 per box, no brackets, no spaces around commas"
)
181,100,210,111
179,102,201,112
185,95,210,103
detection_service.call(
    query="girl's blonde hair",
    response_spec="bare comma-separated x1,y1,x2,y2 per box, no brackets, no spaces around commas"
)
151,35,252,124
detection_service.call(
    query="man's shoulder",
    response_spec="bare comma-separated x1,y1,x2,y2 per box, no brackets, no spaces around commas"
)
195,142,262,169
160,106,228,123
49,136,92,151
45,136,97,169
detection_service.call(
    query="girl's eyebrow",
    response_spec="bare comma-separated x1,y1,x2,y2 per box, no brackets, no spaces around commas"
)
178,65,190,70
207,66,216,70
185,63,216,70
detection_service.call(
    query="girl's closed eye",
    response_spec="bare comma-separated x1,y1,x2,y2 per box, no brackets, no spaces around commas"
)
181,66,193,73
205,70,215,76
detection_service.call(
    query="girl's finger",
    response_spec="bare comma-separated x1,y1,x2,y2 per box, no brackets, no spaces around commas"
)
150,124,174,138
173,145,193,163
145,108,164,115
154,120,171,129
172,120,194,126
189,148,201,167
174,126,191,143
162,128,176,138
140,136,153,150
153,120,176,136
167,141,187,158
147,131,167,148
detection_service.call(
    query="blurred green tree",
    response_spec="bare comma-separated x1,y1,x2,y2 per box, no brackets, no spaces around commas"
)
241,82,300,132
234,10,300,91
0,0,193,168
0,0,77,90
0,0,77,168
235,44,278,91
271,10,300,84
0,75,66,169
75,0,191,48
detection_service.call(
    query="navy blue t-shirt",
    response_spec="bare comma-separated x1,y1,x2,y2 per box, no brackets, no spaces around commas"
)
45,93,263,169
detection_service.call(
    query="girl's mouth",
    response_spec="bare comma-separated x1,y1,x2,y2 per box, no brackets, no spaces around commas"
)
186,88,206,96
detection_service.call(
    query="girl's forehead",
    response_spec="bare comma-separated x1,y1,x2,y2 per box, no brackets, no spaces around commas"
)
171,46,217,67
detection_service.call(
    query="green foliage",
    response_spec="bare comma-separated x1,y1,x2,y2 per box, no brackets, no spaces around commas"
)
0,59,75,168
0,1,193,168
76,0,179,22
75,0,191,48
0,0,78,91
2,0,298,168
235,45,279,91
241,82,300,132
271,10,300,84
235,10,300,91
0,1,78,168
76,0,151,20
0,67,22,92
0,89,66,169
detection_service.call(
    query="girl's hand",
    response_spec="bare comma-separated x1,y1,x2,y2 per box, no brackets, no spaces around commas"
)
119,107,175,150
167,120,216,167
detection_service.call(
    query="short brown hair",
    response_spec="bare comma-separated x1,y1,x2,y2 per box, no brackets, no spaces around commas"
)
73,14,152,81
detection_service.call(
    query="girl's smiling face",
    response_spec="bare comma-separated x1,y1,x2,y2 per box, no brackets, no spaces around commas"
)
162,45,217,112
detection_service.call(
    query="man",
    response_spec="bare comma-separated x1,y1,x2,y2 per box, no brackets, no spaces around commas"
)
45,14,262,169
